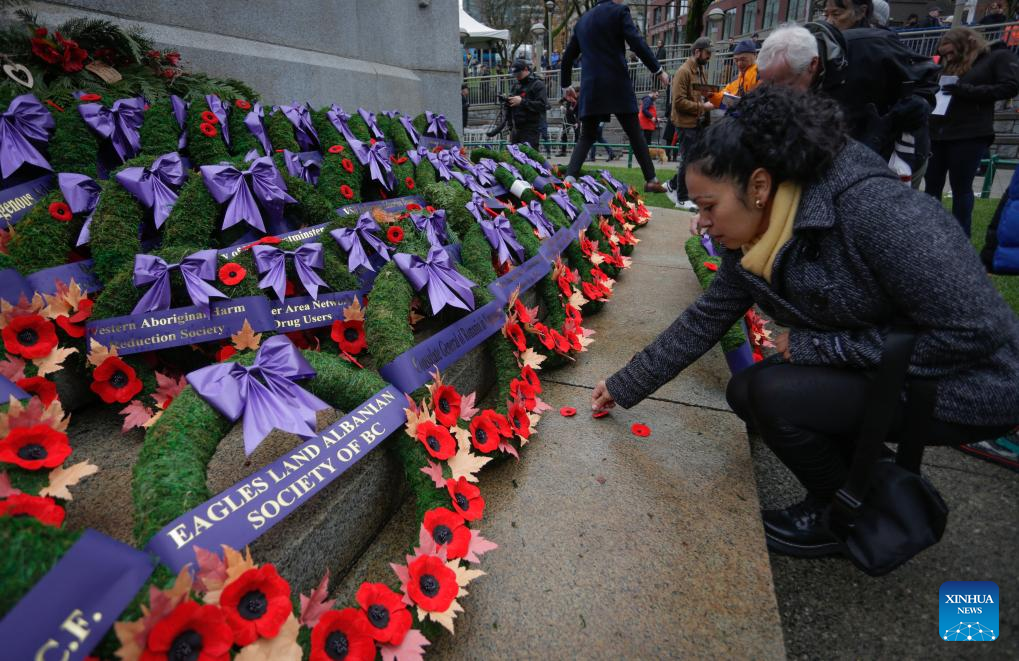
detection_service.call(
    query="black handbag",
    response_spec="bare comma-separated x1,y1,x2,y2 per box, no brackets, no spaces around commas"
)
825,330,949,577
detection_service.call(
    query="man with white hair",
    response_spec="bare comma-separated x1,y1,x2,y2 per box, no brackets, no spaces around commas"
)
872,0,891,27
757,24,821,91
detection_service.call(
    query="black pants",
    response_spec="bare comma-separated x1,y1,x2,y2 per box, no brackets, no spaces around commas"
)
924,137,992,237
726,358,1012,500
511,127,540,150
643,128,654,145
667,127,700,201
567,112,658,182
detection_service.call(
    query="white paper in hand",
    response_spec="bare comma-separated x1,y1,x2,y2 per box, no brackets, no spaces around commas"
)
933,75,958,116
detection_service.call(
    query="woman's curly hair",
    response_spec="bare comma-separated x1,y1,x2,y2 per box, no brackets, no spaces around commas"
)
685,86,847,192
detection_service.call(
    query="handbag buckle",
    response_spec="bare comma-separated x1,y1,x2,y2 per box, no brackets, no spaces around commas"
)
828,488,864,537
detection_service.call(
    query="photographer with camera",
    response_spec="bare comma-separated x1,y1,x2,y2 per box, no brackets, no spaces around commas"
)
502,59,548,150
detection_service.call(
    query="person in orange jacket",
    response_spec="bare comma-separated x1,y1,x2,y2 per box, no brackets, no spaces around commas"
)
709,39,759,108
638,89,659,144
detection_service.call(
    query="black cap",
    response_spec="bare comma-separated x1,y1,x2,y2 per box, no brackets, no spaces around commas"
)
510,59,531,73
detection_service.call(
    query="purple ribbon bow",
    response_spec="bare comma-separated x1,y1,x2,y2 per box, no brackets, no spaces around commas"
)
600,169,627,193
358,108,384,141
451,171,489,197
205,95,231,145
57,173,101,247
115,151,186,229
394,246,476,315
200,156,297,233
425,111,448,139
170,95,188,150
244,102,272,156
518,200,555,239
474,158,497,186
381,110,400,119
551,189,579,219
353,139,395,190
132,249,228,315
78,97,145,164
507,143,549,176
579,175,605,194
573,180,600,204
411,209,449,248
399,115,420,146
1,94,55,178
186,335,330,456
499,161,524,181
330,213,391,273
282,149,321,185
465,192,489,223
252,242,329,301
480,214,525,265
280,102,320,152
406,145,429,166
327,104,357,144
426,150,454,181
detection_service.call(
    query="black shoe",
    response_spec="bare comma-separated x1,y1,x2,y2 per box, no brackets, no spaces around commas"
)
762,496,842,558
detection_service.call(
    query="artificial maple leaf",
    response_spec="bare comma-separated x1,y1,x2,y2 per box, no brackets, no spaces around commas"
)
371,207,400,225
39,460,99,500
42,280,85,319
589,251,605,266
448,559,486,587
418,598,465,635
141,409,164,429
531,396,553,415
231,320,262,351
0,472,21,498
446,447,492,483
451,426,472,453
0,395,69,437
519,348,546,371
152,372,187,410
380,628,431,661
0,227,11,255
464,529,499,564
120,400,154,433
420,460,447,489
568,290,588,309
408,309,425,328
193,545,228,593
496,439,519,459
235,614,302,661
299,569,336,628
204,545,257,605
342,296,365,322
33,346,78,377
87,337,118,367
458,391,480,421
0,356,26,381
413,523,440,558
0,293,45,328
402,401,433,440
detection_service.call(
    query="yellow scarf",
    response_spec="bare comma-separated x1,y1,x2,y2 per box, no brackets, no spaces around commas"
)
740,181,801,283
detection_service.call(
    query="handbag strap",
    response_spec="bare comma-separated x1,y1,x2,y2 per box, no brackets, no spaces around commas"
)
829,329,917,533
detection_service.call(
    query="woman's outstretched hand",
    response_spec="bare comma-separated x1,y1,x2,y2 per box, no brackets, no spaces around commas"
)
592,380,616,412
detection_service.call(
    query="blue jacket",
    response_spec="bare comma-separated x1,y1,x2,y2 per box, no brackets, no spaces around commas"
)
560,0,662,119
983,167,1019,274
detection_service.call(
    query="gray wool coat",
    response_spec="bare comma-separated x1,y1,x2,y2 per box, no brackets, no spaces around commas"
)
607,140,1019,427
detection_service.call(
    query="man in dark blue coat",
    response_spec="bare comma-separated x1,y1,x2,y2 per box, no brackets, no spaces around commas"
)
560,0,670,192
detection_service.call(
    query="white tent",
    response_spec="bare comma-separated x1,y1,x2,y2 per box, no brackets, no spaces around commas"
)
459,0,509,46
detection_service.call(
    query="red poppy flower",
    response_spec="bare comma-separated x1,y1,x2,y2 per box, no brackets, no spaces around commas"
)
513,298,533,324
340,184,355,199
508,401,531,440
564,304,582,326
356,582,413,645
142,600,233,661
565,330,582,352
3,314,57,359
54,298,93,338
582,280,606,301
592,410,610,419
242,235,283,250
406,555,459,613
217,344,237,362
0,424,70,470
631,423,651,437
328,144,345,154
520,365,541,393
510,378,537,410
78,93,102,103
341,158,354,173
390,155,409,165
285,280,297,297
30,38,60,64
48,201,72,222
533,323,556,351
15,377,57,406
422,507,470,559
0,493,65,527
235,99,252,110
90,356,143,404
559,406,579,418
331,319,367,355
201,110,219,124
557,274,573,297
469,411,503,454
309,608,375,661
416,420,456,460
406,203,422,212
425,205,436,213
217,262,247,286
405,177,416,190
533,189,547,201
56,35,87,73
200,122,218,137
446,476,484,521
504,322,526,352
34,27,47,37
433,384,461,428
703,261,718,272
550,329,572,353
386,226,404,243
220,564,293,646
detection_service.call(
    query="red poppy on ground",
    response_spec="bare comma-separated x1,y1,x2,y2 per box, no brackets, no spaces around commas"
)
217,262,247,286
592,410,610,419
235,99,252,110
216,344,237,362
199,122,218,137
0,493,65,527
422,507,470,559
508,401,531,440
469,411,501,454
331,319,366,355
432,384,461,428
560,406,577,417
90,356,143,404
513,298,533,324
510,378,537,411
504,322,526,352
339,184,355,199
356,582,413,646
386,226,404,243
309,608,375,661
0,424,71,470
406,555,459,613
15,377,57,406
3,314,57,359
48,201,72,222
142,600,233,661
30,38,60,64
220,564,292,646
631,423,651,437
341,158,355,173
447,476,484,520
520,365,541,393
405,177,416,190
557,274,573,297
79,93,102,102
415,420,456,460
328,144,345,154
406,202,422,212
201,110,219,124
54,297,93,338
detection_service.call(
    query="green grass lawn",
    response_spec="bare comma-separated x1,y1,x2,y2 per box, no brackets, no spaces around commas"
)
594,165,1019,314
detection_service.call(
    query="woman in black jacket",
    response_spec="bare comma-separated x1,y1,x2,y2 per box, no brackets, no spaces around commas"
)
926,28,1019,237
